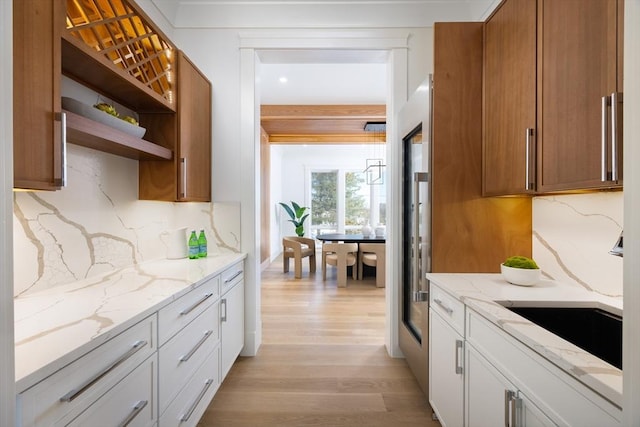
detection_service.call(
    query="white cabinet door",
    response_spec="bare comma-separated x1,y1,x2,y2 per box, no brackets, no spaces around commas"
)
466,345,514,427
220,280,244,378
519,391,557,427
466,346,556,427
429,310,464,427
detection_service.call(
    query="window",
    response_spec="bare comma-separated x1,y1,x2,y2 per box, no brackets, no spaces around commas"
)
309,168,385,237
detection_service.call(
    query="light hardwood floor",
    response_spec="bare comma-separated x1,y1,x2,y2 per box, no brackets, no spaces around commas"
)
198,256,441,426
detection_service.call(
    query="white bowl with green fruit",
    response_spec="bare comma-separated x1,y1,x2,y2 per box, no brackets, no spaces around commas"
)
62,97,146,139
501,256,541,286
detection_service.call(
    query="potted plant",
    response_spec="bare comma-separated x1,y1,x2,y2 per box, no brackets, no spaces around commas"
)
279,201,309,237
501,255,541,286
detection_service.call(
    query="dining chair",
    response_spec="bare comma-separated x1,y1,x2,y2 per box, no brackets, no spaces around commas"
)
322,242,358,287
282,237,317,279
358,243,386,287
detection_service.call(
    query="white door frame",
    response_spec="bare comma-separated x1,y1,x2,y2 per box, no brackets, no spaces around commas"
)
239,29,409,357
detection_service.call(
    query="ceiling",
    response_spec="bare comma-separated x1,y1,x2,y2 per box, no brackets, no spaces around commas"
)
259,62,387,143
150,0,499,142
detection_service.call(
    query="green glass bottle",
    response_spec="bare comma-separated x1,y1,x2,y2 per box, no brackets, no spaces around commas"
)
198,229,208,258
188,230,199,259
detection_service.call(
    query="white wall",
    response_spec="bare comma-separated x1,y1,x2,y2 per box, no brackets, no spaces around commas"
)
161,27,433,203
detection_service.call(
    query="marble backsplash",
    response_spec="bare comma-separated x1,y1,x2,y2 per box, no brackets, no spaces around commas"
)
533,192,623,297
13,145,240,297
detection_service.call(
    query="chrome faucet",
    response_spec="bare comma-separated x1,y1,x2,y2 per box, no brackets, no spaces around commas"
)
609,231,623,257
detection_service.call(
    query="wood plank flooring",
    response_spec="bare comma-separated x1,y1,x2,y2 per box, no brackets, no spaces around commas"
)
198,256,441,426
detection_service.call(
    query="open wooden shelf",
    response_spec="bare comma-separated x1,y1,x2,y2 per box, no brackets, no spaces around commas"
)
62,35,175,113
64,110,173,160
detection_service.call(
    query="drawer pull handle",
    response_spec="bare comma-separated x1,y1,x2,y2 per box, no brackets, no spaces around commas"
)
179,330,213,362
433,298,453,315
224,270,243,283
60,340,148,402
180,378,214,422
179,292,214,316
118,400,148,427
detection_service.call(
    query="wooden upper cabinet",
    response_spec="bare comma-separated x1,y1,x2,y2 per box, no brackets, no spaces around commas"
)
14,0,211,200
13,0,65,190
537,0,623,192
483,0,537,196
139,51,212,202
176,52,212,202
484,0,624,196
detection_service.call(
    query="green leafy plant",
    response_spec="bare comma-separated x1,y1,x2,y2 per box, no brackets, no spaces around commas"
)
279,201,309,237
503,255,539,269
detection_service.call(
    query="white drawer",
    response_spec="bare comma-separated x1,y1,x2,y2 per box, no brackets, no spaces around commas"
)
466,309,622,426
159,347,220,427
66,354,157,427
158,275,220,346
430,283,465,335
159,302,220,414
17,315,157,427
220,262,243,295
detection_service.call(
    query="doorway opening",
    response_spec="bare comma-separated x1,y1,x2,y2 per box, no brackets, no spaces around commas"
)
239,32,409,357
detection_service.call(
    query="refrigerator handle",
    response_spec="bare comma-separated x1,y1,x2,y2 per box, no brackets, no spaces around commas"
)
413,172,429,302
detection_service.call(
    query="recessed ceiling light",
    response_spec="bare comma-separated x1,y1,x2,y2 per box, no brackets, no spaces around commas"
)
279,76,288,83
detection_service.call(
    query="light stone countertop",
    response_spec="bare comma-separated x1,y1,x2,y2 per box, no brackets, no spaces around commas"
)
14,253,246,393
426,273,623,408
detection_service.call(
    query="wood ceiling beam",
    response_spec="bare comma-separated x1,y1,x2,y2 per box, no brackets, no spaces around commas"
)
261,104,385,119
261,104,387,144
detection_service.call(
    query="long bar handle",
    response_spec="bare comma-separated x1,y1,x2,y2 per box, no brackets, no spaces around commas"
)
504,390,516,427
60,340,148,402
611,92,621,182
602,95,611,182
180,379,214,422
179,292,213,316
54,112,67,187
180,157,187,199
433,298,453,315
118,400,148,427
524,128,535,191
221,298,228,322
224,270,243,283
455,339,463,374
412,172,429,302
179,330,213,362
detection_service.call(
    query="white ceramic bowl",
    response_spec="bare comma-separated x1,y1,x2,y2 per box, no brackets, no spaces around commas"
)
501,264,541,287
62,97,146,139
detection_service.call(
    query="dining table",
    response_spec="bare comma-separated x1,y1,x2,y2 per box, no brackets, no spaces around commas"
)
316,233,386,243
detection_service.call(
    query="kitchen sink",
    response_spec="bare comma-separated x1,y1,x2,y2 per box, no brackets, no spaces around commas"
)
504,305,622,369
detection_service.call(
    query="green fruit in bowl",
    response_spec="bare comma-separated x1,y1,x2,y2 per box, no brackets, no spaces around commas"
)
121,116,139,126
94,102,119,117
503,255,539,269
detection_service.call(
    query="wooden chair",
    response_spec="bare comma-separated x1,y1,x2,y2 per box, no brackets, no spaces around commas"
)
283,237,316,279
358,243,386,287
322,242,358,287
